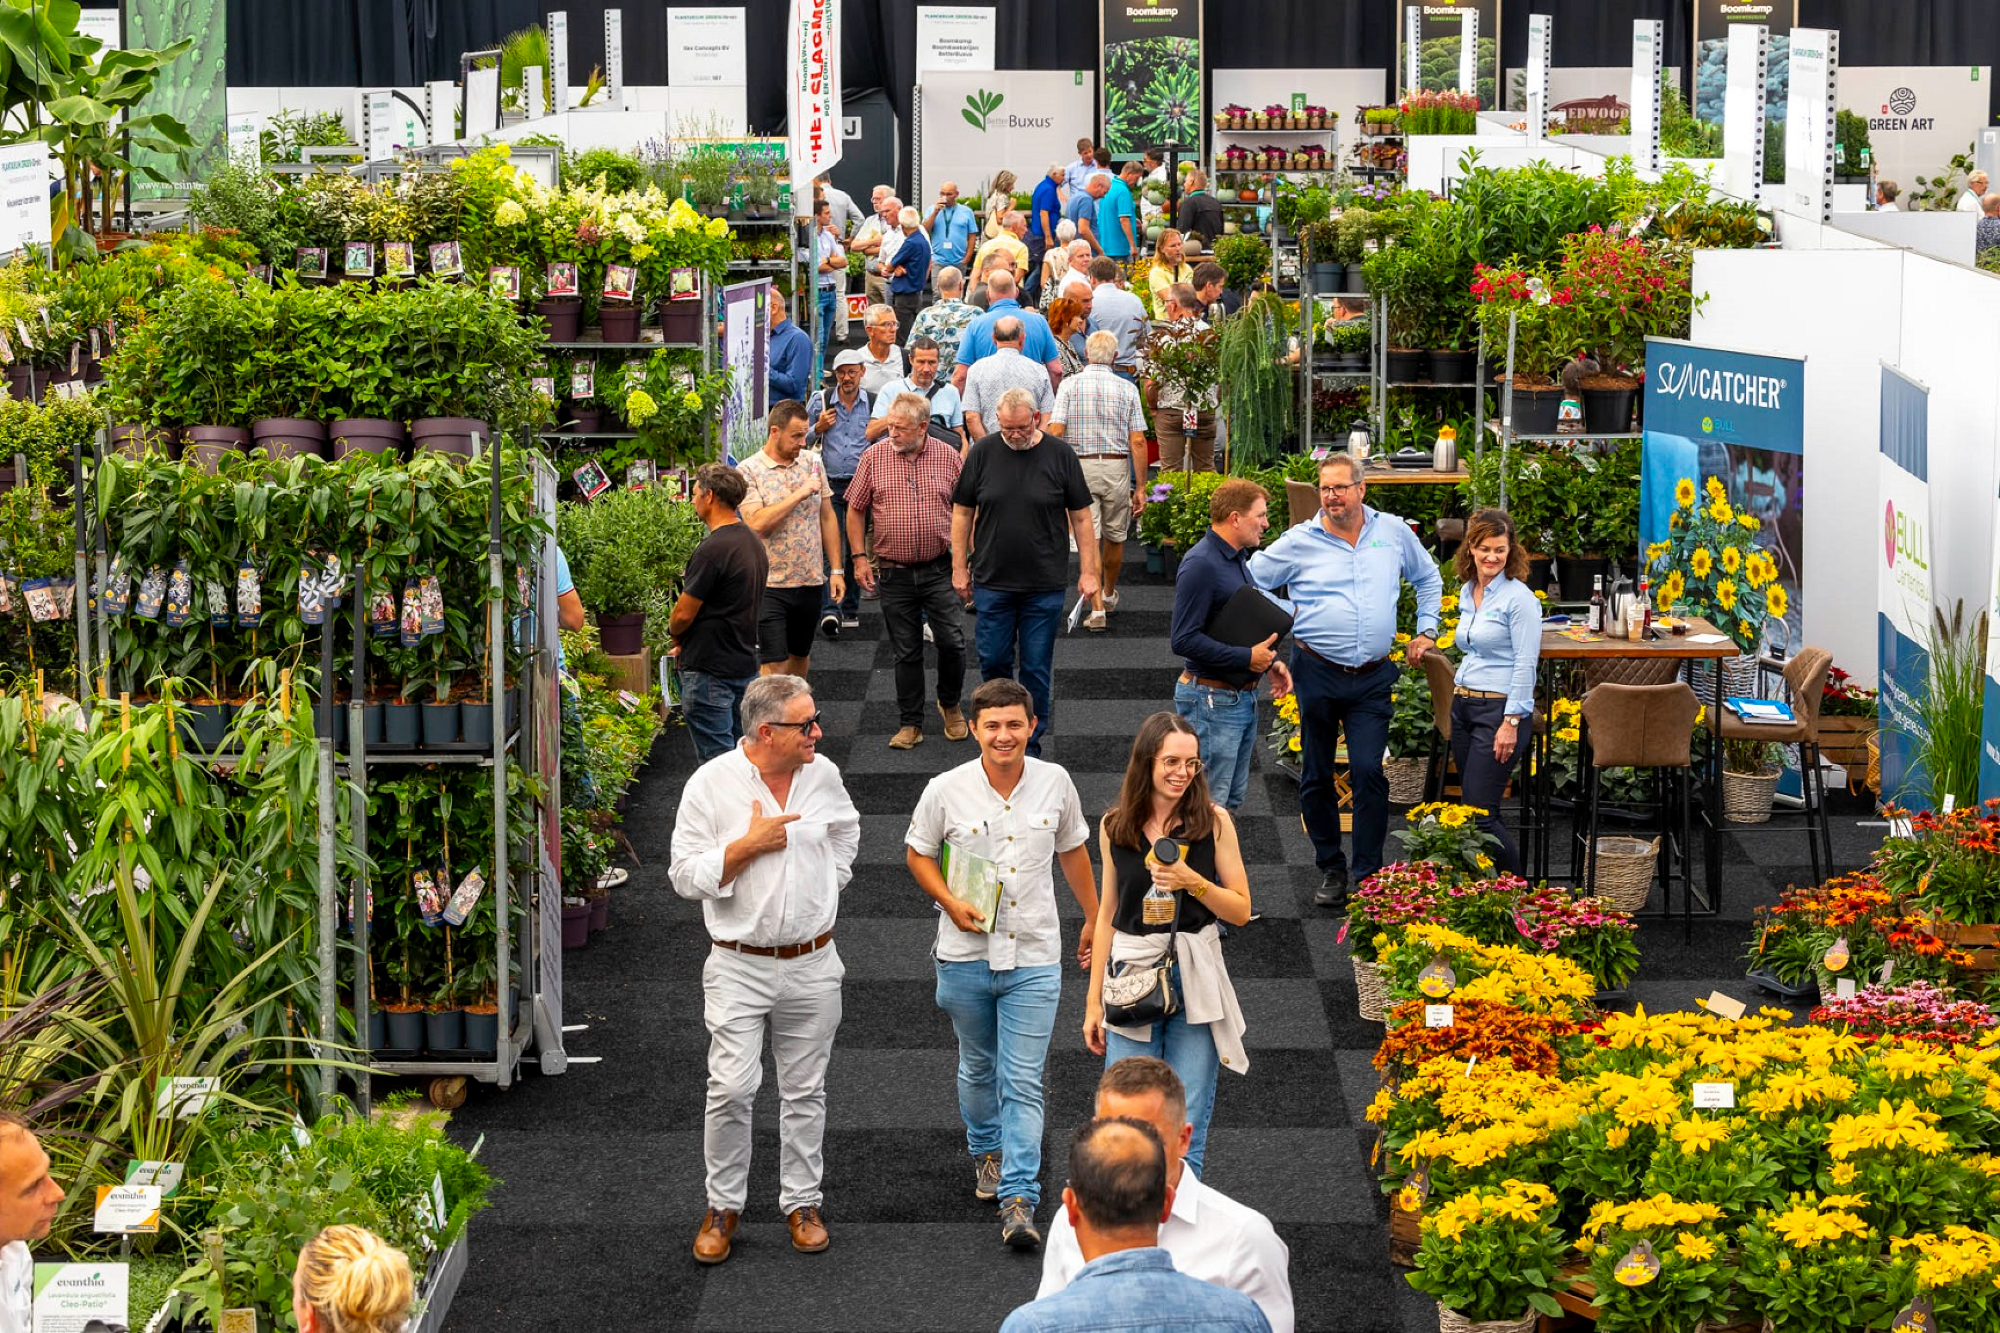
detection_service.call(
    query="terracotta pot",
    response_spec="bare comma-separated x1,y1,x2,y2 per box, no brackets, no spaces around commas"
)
410,417,491,455
184,425,249,473
330,418,406,459
250,417,328,460
534,297,584,344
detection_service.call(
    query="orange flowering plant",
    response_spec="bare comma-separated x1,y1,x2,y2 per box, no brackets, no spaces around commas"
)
1745,872,1964,992
1877,799,2000,926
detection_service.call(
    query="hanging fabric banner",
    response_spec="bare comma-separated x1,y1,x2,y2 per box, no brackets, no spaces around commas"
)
787,0,841,190
1100,0,1202,157
1982,467,2000,803
1878,365,1934,809
1694,0,1797,131
1396,0,1500,108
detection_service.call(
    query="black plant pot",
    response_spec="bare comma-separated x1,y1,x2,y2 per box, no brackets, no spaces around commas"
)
361,701,385,747
185,425,250,473
250,418,328,461
425,1009,465,1052
367,1009,388,1052
329,701,349,751
568,405,604,434
179,701,232,750
1557,555,1609,603
330,418,406,459
588,891,610,933
1385,349,1428,384
1523,555,1555,595
598,303,643,342
461,699,496,749
421,700,461,747
657,299,703,345
410,417,489,456
599,612,646,656
384,700,420,747
1504,383,1565,437
464,1009,500,1055
506,686,521,735
1427,349,1474,385
1307,261,1342,291
1582,383,1642,435
383,1008,425,1051
1346,262,1370,294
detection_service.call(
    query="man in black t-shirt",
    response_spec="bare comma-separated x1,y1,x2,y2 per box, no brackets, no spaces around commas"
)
670,463,770,759
950,388,1098,757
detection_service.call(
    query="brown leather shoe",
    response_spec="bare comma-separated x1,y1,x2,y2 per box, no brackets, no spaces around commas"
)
788,1204,831,1253
889,725,924,750
693,1207,739,1264
938,703,969,742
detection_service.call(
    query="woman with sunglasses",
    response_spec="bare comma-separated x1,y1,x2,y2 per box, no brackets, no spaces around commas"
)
1082,711,1252,1178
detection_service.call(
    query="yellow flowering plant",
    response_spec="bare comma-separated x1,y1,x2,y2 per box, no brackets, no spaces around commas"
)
1579,1195,1736,1333
1265,688,1301,763
1736,1196,1909,1333
1647,474,1785,651
1406,1179,1568,1322
1392,802,1501,879
1820,1096,1980,1238
1380,924,1597,1018
596,348,731,473
1892,1226,2000,1328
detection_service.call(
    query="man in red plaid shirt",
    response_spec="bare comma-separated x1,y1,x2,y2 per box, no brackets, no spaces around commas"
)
846,393,969,750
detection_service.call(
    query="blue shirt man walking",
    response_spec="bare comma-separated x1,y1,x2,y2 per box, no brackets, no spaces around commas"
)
1248,454,1441,908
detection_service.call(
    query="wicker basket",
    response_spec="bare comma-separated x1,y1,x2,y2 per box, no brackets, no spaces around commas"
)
1591,835,1659,912
1721,767,1781,823
1866,732,1881,794
1353,955,1391,1022
1385,756,1428,805
1436,1306,1538,1333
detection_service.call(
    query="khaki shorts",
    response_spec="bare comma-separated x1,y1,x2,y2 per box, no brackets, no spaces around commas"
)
1079,455,1136,543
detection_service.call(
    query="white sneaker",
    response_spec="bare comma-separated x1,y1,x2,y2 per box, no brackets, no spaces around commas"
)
922,622,935,643
1104,590,1121,614
1084,609,1107,632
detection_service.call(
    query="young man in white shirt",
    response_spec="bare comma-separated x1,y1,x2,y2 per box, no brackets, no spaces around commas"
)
669,675,861,1267
905,678,1100,1250
1038,1058,1294,1333
0,1114,64,1333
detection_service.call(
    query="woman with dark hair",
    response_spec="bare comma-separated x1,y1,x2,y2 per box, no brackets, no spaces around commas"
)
1082,711,1252,1178
1449,507,1541,874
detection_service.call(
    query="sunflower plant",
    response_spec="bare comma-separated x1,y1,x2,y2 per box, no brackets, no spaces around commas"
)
1578,1196,1737,1333
1405,1179,1568,1322
1646,474,1785,651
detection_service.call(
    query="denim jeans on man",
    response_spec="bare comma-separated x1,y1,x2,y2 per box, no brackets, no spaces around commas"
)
1173,679,1259,811
1102,962,1222,1179
972,586,1066,755
679,670,755,762
815,287,836,380
820,477,863,620
1292,651,1396,882
879,557,965,727
934,959,1062,1205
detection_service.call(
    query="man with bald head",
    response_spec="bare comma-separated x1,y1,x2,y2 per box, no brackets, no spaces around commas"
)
953,269,1063,393
962,320,1055,442
926,180,979,271
852,190,906,309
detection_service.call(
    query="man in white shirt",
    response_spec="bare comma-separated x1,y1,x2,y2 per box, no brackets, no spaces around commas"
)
669,675,861,1267
1961,170,1990,212
0,1114,64,1333
906,677,1100,1250
820,177,869,344
1038,1058,1294,1333
852,191,906,310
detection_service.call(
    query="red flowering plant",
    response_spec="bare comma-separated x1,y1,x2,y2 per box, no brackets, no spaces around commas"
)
1468,261,1585,384
1346,865,1530,963
1549,226,1697,377
1820,664,1878,718
1877,800,2000,926
1809,981,1999,1047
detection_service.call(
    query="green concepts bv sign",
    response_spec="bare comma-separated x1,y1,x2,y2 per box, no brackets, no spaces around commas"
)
961,90,1054,133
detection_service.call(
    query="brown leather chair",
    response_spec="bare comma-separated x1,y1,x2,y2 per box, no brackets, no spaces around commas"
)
1705,646,1836,884
1420,649,1457,802
1286,479,1321,530
1578,682,1701,917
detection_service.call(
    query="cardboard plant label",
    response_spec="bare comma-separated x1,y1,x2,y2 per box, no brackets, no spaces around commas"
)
1335,919,1349,944
33,1261,129,1330
247,263,272,285
1396,1162,1431,1213
571,363,595,400
602,263,637,302
399,577,423,646
0,568,15,616
1943,793,1957,814
347,878,374,932
52,576,74,620
1890,1294,1937,1333
67,341,79,375
0,327,16,363
1423,1004,1453,1028
442,868,486,926
417,573,444,637
219,1310,259,1333
616,690,641,712
124,1160,184,1199
414,869,444,926
344,241,374,277
1417,954,1456,999
1823,935,1850,972
530,374,555,401
204,578,230,628
235,561,262,628
155,1076,219,1119
429,240,463,276
573,459,612,500
134,565,166,620
370,586,398,638
547,261,579,297
87,326,101,360
384,241,416,277
431,1172,449,1231
296,246,328,279
489,265,521,302
1836,977,1858,1001
103,555,131,617
1879,959,1896,984
93,1183,160,1233
1613,1238,1661,1286
1701,991,1746,1021
1692,1082,1736,1110
21,577,55,623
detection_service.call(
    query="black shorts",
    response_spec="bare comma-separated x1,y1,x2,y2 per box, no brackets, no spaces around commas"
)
759,584,823,663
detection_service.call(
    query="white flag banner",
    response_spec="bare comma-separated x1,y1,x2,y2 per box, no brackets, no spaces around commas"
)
788,0,841,193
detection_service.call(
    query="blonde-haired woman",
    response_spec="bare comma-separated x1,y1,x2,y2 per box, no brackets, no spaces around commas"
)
294,1225,414,1333
981,170,1018,238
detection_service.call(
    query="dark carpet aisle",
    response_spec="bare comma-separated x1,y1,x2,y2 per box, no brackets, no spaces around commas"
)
443,560,1883,1333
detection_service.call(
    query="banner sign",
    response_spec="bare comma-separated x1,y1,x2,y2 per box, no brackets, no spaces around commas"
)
547,10,571,115
33,1262,128,1332
1841,66,1991,191
917,6,997,75
670,7,748,88
787,0,841,185
1982,472,2000,801
918,70,1096,205
720,279,771,457
1101,0,1201,155
1632,21,1664,170
1524,14,1550,137
1879,366,1933,808
0,143,51,258
126,0,227,195
1695,0,1796,130
1722,23,1769,202
1396,0,1500,108
1782,29,1837,223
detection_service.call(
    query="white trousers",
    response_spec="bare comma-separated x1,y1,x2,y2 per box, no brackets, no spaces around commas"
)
702,942,845,1214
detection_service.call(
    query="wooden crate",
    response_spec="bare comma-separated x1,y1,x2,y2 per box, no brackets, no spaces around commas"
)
1388,1195,1421,1268
601,650,652,700
1928,919,2000,973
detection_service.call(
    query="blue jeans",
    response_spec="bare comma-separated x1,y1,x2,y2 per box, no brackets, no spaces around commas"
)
815,286,836,379
1102,963,1222,1179
1293,651,1397,881
933,960,1062,1205
972,586,1066,755
680,670,754,761
1174,679,1259,810
820,477,861,619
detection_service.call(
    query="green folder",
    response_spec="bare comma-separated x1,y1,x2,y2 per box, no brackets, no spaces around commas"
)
941,838,1002,934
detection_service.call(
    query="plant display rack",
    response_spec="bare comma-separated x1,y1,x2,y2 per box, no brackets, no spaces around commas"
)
1295,259,1375,458
539,270,714,448
1484,308,1640,510
1371,294,1487,453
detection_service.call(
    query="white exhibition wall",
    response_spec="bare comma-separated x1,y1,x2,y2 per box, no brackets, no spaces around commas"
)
1827,209,1975,265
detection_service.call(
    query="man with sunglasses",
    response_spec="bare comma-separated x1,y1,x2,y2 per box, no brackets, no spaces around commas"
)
1248,454,1440,909
670,674,860,1267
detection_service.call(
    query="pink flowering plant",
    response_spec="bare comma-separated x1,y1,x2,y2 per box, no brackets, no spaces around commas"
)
1348,863,1445,963
1515,886,1641,990
1809,982,1999,1047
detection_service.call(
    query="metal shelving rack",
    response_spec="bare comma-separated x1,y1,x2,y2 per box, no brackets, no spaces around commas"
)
1371,297,1487,454
1484,309,1641,509
1295,264,1373,458
535,275,714,456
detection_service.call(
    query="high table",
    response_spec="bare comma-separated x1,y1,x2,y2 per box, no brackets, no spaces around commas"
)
1526,615,1742,917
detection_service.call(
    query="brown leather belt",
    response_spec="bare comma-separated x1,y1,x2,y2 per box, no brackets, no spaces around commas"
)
713,929,835,960
1454,686,1507,700
1297,642,1394,674
1179,671,1247,691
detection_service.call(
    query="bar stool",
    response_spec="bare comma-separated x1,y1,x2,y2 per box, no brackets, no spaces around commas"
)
1706,646,1835,884
1578,682,1701,927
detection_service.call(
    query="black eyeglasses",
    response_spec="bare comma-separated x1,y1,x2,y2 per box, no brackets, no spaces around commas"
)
768,713,824,734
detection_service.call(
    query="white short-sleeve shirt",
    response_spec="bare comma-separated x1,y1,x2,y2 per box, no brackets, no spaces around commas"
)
906,756,1089,969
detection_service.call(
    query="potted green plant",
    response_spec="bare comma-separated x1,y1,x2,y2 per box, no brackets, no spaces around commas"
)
682,142,735,218
1300,219,1341,290
387,278,545,454
1212,233,1271,296
1216,292,1294,468
1320,313,1371,371
1406,1180,1566,1332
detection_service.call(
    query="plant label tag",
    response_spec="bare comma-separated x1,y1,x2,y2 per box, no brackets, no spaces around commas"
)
344,241,374,277
0,328,13,364
617,690,641,712
1183,407,1199,432
134,566,166,620
158,561,191,628
347,878,374,932
68,341,79,375
1692,1082,1735,1109
291,1114,312,1149
11,319,29,351
669,265,699,301
385,242,416,277
370,587,398,638
88,326,101,360
1395,1162,1430,1212
603,263,637,302
34,1262,129,1329
246,264,272,285
1823,936,1850,972
156,1076,219,1118
530,375,555,401
37,307,48,330
204,578,230,628
489,265,521,302
52,577,73,621
626,459,655,491
219,1310,259,1333
417,573,444,638
573,459,612,500
1369,1134,1381,1168
1879,959,1896,984
1417,954,1456,998
1464,1055,1477,1077
429,240,463,277
1889,815,1913,839
235,561,262,628
1613,1238,1661,1286
20,577,53,623
442,868,486,926
431,1172,448,1232
1836,977,1858,1000
1890,1294,1937,1333
92,1184,160,1233
1424,1004,1453,1028
547,261,579,297
103,556,131,617
400,577,423,646
571,364,594,400
125,1160,184,1200
1701,991,1746,1020
296,246,328,279
414,870,445,926
0,569,14,616
1943,793,1956,813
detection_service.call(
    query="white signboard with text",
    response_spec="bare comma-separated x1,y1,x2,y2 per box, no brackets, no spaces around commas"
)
0,142,50,257
1840,66,1991,193
917,70,1094,208
668,7,747,88
1632,22,1663,170
1782,28,1836,223
916,6,996,75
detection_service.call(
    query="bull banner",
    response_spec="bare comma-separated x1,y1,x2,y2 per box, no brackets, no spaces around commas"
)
1100,0,1201,157
1983,468,2000,804
917,71,1097,205
1878,365,1933,810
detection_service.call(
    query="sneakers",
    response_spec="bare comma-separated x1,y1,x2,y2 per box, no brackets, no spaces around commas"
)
819,612,841,640
841,614,861,630
1315,868,1350,909
889,725,924,750
922,622,935,644
938,703,969,742
1104,589,1121,614
1084,609,1107,632
973,1153,1002,1201
999,1196,1042,1249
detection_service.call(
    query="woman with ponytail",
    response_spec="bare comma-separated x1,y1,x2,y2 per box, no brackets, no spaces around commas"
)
293,1224,415,1333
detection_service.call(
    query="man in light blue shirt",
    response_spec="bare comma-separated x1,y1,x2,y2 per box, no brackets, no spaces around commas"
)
1083,257,1147,375
950,272,1063,391
1248,453,1441,908
1063,138,1097,202
925,181,979,270
864,337,966,450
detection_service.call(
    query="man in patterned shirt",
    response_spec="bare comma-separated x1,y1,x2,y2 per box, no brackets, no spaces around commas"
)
909,266,977,375
738,400,846,680
1046,331,1148,631
846,392,968,750
962,319,1057,443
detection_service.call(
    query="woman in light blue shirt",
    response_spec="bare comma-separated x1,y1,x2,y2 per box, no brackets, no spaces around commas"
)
1449,509,1541,874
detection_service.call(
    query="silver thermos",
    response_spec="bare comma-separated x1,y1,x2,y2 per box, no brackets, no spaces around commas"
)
1432,425,1458,473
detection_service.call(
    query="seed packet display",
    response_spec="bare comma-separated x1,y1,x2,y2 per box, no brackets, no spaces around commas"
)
344,241,375,277
205,578,230,627
370,586,399,638
235,560,261,628
384,241,416,277
414,870,445,926
103,555,131,617
162,561,194,628
602,263,637,301
546,261,578,297
134,566,167,620
20,577,53,622
418,573,444,637
296,247,328,280
442,868,486,926
572,458,612,500
428,241,463,277
570,362,594,401
400,577,423,646
488,265,521,302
